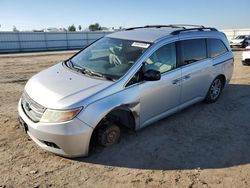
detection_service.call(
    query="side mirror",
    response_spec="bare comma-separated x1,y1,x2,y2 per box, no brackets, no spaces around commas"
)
143,69,161,81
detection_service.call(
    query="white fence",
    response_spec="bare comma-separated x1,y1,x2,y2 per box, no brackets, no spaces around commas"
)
0,31,112,53
220,28,250,40
1,29,250,53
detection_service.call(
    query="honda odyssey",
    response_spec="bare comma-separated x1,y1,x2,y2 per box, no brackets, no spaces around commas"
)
18,25,234,157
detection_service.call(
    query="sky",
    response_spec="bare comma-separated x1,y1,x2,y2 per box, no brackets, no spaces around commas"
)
0,0,249,31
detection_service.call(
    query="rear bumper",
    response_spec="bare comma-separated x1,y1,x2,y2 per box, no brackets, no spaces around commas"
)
18,100,93,158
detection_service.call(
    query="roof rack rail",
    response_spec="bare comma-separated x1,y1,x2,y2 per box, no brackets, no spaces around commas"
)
171,27,218,35
125,26,145,31
144,25,184,28
170,24,205,29
125,25,185,31
125,25,218,34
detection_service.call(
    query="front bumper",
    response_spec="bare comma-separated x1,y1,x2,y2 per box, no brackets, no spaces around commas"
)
18,100,93,158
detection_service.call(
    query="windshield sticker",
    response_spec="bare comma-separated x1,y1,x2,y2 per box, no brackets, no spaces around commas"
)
131,42,150,48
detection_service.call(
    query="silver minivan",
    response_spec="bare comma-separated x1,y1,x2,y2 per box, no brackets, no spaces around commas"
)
18,25,234,157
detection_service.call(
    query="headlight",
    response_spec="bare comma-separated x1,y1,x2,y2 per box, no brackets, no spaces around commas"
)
40,107,82,123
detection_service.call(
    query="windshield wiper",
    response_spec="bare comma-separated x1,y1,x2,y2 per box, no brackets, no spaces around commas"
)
102,75,117,81
81,68,102,77
66,59,74,68
67,60,84,71
81,68,116,81
67,60,116,81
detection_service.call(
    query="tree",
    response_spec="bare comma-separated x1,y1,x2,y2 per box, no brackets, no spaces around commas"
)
59,28,67,32
13,26,19,32
68,24,76,31
78,25,82,31
88,23,101,31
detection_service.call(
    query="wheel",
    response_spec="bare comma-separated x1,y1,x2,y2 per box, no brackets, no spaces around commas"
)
98,123,120,147
245,60,250,66
205,77,223,103
242,43,247,48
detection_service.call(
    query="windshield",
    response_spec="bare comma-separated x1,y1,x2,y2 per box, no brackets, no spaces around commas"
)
235,35,246,39
70,37,150,79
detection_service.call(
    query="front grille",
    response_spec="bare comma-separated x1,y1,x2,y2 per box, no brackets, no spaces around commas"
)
21,91,46,122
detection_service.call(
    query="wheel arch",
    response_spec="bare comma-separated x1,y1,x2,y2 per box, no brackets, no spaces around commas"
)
88,105,137,148
216,74,226,88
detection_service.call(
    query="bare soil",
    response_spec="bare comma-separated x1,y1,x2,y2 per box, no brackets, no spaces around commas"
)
0,51,250,188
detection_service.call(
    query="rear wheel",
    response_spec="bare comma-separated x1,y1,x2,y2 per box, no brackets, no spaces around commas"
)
205,77,223,103
98,123,120,147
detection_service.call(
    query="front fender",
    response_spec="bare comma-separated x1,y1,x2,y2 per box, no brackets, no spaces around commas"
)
77,85,140,129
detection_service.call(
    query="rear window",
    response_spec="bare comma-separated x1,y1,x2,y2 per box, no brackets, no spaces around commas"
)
208,38,228,58
181,39,207,65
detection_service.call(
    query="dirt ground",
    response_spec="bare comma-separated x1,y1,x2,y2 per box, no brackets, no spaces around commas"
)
0,51,249,188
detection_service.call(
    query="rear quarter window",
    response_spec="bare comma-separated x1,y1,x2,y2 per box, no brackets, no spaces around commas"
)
208,38,228,58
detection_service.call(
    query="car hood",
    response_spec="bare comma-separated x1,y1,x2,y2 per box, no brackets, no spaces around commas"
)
25,63,113,109
231,39,244,43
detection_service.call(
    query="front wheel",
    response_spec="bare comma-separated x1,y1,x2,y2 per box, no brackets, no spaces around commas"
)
205,77,223,103
98,123,120,147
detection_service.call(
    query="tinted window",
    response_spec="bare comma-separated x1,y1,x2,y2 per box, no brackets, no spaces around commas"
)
145,43,176,73
209,38,228,58
181,39,207,65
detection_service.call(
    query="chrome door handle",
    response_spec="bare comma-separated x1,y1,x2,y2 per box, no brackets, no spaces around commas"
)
172,78,181,85
182,74,191,80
